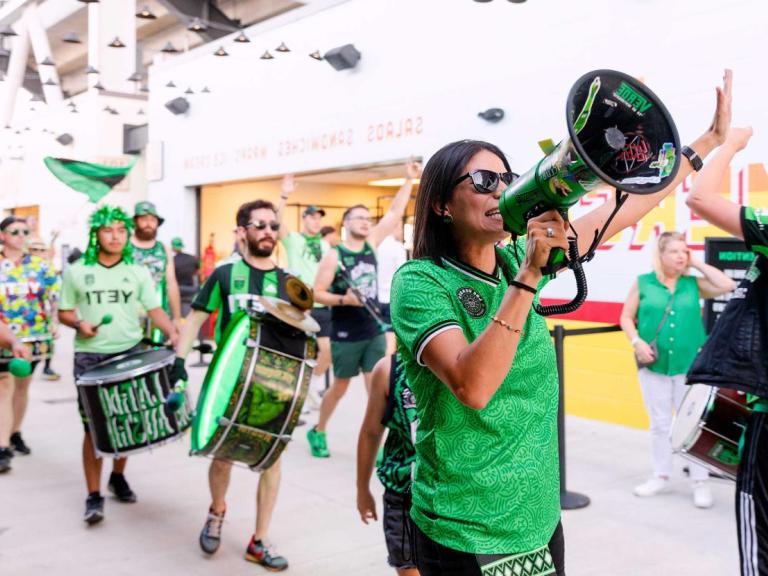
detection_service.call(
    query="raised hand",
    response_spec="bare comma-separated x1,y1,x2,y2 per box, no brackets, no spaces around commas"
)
708,69,733,146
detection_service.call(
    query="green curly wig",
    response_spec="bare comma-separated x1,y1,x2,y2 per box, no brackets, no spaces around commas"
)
83,205,135,265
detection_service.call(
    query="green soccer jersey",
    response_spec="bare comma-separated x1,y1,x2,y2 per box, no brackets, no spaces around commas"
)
192,258,282,343
281,233,330,300
59,260,160,354
377,354,417,494
390,240,560,555
132,241,169,312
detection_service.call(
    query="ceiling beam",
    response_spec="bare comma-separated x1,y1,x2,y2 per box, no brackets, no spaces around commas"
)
155,0,239,41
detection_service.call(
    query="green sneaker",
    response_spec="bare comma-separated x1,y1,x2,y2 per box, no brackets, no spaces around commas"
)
306,427,330,458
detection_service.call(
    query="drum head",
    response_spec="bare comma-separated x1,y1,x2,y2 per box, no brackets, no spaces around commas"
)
670,384,713,450
192,313,251,452
260,297,320,333
78,349,175,385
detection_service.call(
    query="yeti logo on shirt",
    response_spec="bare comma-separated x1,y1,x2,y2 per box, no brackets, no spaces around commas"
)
456,287,486,318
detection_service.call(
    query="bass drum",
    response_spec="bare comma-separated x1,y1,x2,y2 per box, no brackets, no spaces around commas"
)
671,384,751,481
191,310,316,471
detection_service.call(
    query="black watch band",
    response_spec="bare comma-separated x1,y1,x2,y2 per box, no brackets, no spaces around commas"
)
681,146,703,171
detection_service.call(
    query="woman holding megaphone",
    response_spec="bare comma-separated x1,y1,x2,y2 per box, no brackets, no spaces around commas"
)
0,321,32,473
390,69,732,575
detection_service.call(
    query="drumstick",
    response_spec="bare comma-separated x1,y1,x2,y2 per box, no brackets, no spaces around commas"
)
165,380,188,412
94,314,113,329
9,358,32,378
336,259,390,331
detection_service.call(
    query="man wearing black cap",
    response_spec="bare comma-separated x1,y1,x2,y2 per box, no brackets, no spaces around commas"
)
131,201,182,335
276,175,333,401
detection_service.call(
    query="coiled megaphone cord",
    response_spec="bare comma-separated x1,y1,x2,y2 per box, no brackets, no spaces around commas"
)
534,238,588,317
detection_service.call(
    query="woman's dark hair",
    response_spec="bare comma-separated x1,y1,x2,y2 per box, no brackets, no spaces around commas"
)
236,199,276,228
413,139,511,262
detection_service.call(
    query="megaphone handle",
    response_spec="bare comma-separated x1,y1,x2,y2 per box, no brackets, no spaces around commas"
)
534,239,588,317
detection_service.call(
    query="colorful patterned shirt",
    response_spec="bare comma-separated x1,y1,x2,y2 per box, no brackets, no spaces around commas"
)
132,241,169,312
0,253,60,337
391,240,560,555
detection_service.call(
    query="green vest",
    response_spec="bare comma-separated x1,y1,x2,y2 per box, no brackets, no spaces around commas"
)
637,273,706,376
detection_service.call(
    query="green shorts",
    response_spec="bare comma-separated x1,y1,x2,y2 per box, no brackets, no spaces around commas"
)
331,334,387,379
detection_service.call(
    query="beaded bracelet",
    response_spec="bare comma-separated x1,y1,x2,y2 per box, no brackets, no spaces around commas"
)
491,315,524,335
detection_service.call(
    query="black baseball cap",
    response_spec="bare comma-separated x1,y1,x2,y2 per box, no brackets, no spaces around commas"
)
302,205,326,217
0,216,27,231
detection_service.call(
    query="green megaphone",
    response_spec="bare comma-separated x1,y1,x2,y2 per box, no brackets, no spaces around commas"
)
499,69,681,315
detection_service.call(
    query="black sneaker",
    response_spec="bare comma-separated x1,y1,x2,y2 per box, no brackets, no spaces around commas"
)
84,493,104,525
245,538,288,571
199,508,225,555
0,447,12,473
10,432,30,455
108,472,137,503
41,366,61,381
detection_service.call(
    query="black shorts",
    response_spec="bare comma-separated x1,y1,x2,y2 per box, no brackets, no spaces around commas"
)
74,345,142,433
0,360,39,375
310,306,332,338
379,303,393,333
414,519,565,576
383,489,417,569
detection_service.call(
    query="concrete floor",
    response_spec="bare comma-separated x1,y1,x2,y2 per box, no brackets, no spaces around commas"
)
0,333,740,575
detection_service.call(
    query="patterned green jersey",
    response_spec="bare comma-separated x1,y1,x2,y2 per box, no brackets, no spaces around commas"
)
391,240,560,555
377,354,417,494
281,232,330,304
742,206,768,409
192,259,283,343
132,241,169,312
59,260,159,353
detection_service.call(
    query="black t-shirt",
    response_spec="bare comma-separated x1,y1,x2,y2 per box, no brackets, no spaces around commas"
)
174,252,199,287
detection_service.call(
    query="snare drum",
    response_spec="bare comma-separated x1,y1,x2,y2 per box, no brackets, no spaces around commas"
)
77,349,193,457
0,334,53,364
191,311,316,471
671,385,751,480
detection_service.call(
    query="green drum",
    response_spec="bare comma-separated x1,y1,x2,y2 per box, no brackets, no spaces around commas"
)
191,311,317,471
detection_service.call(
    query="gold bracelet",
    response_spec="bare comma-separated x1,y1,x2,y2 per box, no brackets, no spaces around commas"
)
491,316,524,335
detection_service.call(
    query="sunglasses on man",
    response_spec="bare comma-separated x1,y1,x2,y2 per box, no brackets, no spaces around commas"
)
246,220,280,232
7,229,30,237
453,169,519,194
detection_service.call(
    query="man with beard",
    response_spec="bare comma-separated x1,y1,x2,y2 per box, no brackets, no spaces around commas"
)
307,160,420,458
58,205,177,524
170,200,292,571
276,174,332,404
131,201,182,333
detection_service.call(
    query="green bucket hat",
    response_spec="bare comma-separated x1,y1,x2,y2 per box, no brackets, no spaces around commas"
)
134,201,165,225
171,236,184,250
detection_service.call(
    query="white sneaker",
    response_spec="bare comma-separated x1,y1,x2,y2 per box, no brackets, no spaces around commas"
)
633,477,671,497
693,482,714,509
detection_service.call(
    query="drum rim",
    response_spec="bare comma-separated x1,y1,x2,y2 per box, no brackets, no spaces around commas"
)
76,348,175,385
671,384,715,450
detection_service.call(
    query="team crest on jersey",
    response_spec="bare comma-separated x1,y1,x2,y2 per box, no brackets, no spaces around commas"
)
233,276,246,290
85,274,95,286
456,287,486,318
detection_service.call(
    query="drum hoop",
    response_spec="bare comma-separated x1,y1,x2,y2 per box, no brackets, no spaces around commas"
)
0,334,54,363
251,338,312,472
76,349,175,386
207,321,264,457
19,334,53,343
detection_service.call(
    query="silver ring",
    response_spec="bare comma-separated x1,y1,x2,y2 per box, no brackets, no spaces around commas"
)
546,227,555,238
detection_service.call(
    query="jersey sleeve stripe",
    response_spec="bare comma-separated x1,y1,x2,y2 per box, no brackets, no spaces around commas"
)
414,321,461,366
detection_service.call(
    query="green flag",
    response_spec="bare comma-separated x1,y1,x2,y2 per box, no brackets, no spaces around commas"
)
44,156,137,203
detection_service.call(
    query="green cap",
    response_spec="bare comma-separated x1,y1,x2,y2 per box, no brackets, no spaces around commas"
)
134,201,165,225
171,236,184,250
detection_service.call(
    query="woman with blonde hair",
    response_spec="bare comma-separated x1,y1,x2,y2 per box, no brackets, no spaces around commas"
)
620,231,736,507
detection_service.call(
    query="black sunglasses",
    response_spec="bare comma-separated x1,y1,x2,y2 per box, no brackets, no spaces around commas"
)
453,170,518,194
247,220,280,232
8,229,30,237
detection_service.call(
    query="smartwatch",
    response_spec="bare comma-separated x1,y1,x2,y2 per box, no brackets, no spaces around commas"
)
681,146,703,171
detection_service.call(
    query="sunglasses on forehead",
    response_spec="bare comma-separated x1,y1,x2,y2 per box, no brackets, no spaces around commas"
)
453,169,519,194
246,220,280,232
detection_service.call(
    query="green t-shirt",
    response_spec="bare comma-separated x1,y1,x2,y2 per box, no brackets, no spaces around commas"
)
281,233,329,300
132,241,169,312
742,206,768,409
377,354,417,494
390,240,560,555
637,273,706,376
59,260,160,353
192,259,279,343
